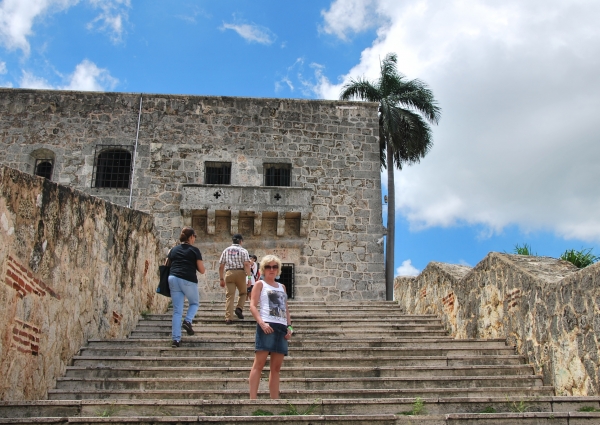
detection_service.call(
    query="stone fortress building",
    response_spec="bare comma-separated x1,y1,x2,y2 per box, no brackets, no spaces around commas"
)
0,88,385,301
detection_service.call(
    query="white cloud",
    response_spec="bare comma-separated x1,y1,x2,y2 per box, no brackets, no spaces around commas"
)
320,0,381,40
0,0,129,55
19,70,54,89
0,61,6,74
20,59,118,91
221,22,275,45
396,259,420,277
86,0,130,43
0,0,77,55
319,0,600,242
62,59,118,91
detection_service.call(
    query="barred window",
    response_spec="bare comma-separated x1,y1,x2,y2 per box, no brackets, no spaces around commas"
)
264,163,291,187
92,146,133,189
205,162,231,185
34,159,54,180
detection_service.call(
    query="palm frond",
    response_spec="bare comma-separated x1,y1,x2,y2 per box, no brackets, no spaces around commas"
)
339,79,381,102
393,84,441,124
341,52,440,171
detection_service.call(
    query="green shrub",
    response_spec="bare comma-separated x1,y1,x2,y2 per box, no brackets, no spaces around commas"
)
560,248,599,268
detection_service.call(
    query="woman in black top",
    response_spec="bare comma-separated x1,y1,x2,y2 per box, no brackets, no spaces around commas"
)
167,227,205,347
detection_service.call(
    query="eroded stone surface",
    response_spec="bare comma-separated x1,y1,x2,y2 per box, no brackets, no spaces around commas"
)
395,252,600,396
0,166,168,401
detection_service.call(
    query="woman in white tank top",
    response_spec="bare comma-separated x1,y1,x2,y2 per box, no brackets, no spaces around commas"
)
248,254,292,399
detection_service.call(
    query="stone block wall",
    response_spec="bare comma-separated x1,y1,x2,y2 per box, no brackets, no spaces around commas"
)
395,252,600,396
0,166,168,401
0,89,385,301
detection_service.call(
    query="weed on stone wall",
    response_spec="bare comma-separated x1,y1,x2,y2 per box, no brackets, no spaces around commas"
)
560,248,599,268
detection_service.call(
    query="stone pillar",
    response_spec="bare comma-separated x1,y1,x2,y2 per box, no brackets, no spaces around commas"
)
231,210,239,235
277,211,285,237
254,212,262,236
207,209,216,235
300,212,311,237
181,209,192,227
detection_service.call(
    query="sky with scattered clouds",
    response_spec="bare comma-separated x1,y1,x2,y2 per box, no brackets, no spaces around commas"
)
1,0,599,276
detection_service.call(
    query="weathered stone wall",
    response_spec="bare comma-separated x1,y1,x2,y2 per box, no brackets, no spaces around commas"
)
0,166,168,401
395,252,600,396
0,89,385,301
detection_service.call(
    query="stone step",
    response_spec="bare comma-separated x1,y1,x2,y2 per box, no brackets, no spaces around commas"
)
0,416,399,425
136,322,446,332
128,329,451,338
140,318,444,327
74,344,514,361
63,364,535,379
53,375,545,392
186,302,408,309
178,308,412,314
4,412,600,425
69,354,527,368
67,362,533,379
47,386,556,400
84,337,510,349
3,397,600,417
148,314,437,322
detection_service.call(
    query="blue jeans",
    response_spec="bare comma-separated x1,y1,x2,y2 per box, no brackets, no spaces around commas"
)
168,275,199,341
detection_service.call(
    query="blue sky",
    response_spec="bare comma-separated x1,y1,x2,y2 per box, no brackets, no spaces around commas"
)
1,0,599,276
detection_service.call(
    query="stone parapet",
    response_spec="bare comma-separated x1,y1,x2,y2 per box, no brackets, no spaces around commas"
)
0,166,168,401
395,252,600,396
181,184,313,215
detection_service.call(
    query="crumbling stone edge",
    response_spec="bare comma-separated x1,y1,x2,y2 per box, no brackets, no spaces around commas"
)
395,252,600,396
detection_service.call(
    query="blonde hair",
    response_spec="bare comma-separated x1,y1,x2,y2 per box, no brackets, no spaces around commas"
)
259,254,282,274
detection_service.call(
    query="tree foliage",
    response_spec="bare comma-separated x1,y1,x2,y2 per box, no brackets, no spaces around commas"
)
340,53,440,299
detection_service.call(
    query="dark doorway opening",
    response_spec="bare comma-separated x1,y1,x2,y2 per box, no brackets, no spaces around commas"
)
276,263,294,299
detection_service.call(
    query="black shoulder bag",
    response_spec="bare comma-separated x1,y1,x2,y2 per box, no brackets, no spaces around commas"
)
156,258,171,298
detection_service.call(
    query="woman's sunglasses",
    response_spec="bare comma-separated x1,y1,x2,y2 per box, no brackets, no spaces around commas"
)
264,264,279,270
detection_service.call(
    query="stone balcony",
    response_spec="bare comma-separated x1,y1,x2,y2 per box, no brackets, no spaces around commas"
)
180,184,313,237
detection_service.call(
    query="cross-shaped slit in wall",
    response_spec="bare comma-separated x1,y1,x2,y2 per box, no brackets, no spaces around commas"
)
274,193,282,201
214,191,221,199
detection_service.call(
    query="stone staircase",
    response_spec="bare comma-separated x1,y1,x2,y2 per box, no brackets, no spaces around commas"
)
2,301,600,424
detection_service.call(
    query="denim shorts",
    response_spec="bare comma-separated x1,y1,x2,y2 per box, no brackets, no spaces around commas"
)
255,323,288,356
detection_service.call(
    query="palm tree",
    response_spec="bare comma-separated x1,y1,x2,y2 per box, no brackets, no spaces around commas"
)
340,53,441,300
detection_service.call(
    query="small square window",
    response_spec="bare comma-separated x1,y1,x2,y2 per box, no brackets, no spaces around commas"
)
91,145,133,189
205,162,231,185
264,163,291,187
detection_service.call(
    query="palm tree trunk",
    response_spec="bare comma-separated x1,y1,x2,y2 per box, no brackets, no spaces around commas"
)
385,143,395,301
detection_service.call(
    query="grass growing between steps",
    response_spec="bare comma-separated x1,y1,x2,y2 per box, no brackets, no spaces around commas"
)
94,403,119,417
579,406,600,412
480,406,497,413
398,397,426,416
251,400,320,416
506,397,534,413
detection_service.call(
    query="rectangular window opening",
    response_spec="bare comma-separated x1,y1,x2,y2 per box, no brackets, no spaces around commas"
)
264,163,291,187
205,162,231,185
91,145,133,189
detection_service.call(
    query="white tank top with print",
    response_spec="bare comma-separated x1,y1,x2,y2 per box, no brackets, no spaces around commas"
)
258,281,288,326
